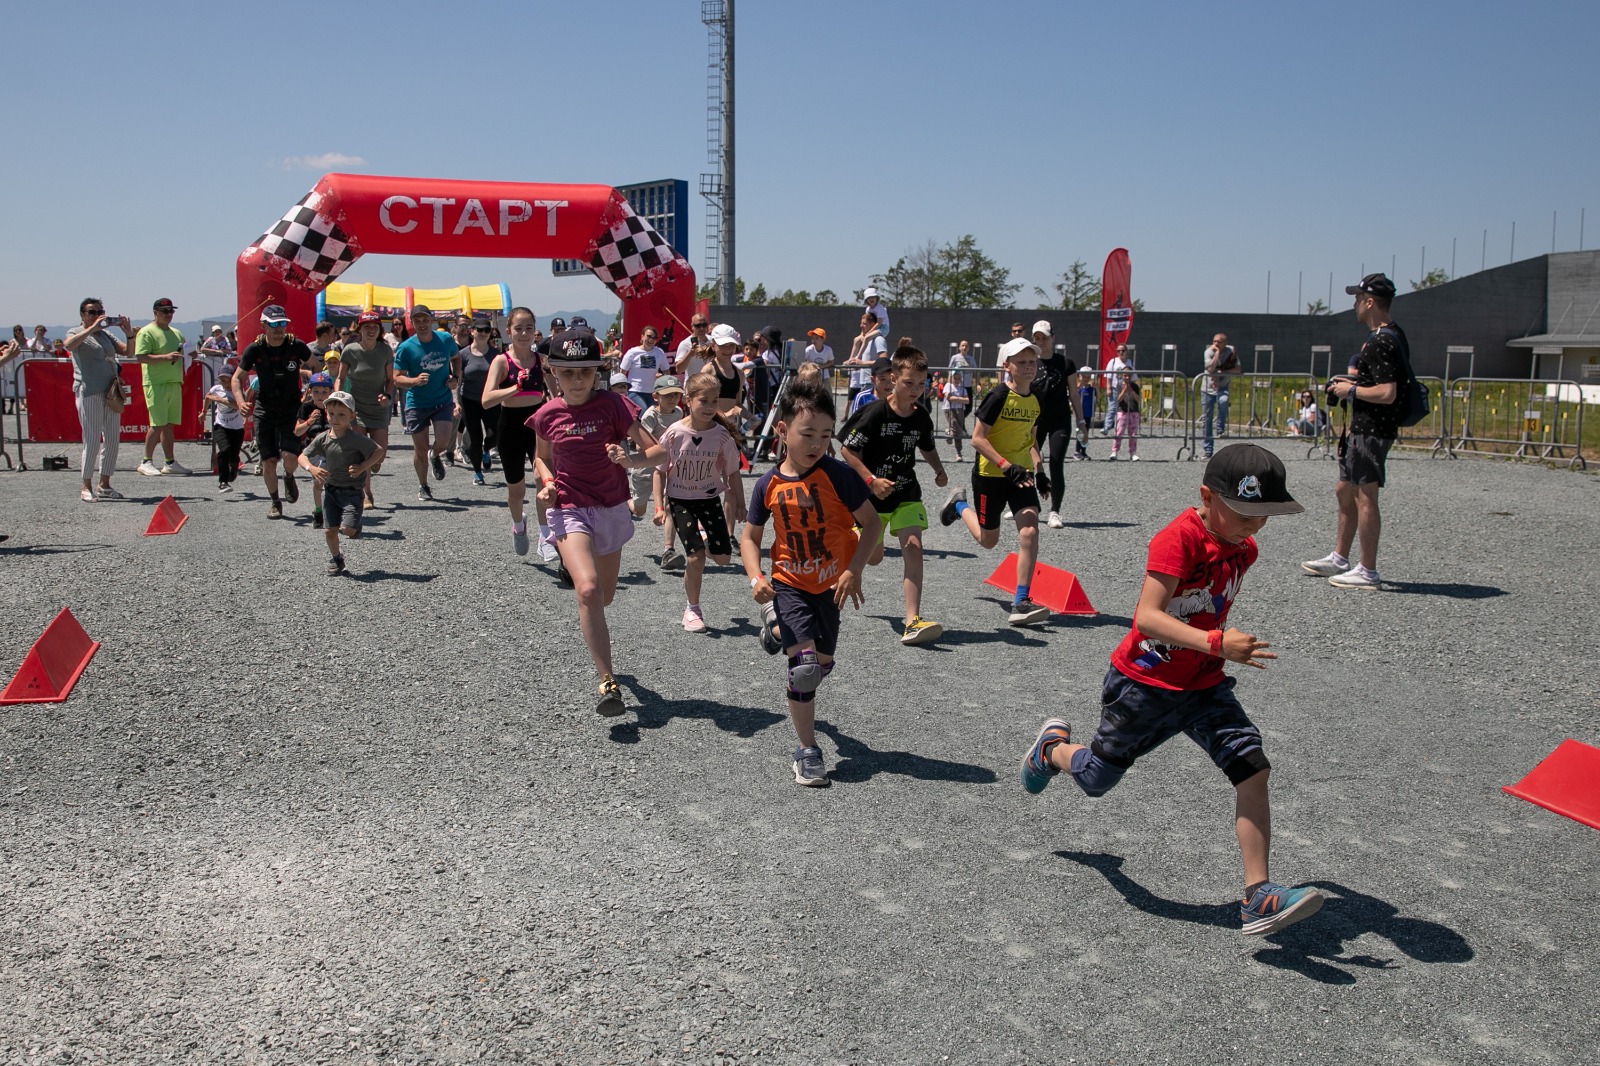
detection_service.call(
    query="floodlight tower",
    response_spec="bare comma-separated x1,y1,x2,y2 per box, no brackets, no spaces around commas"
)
700,0,734,306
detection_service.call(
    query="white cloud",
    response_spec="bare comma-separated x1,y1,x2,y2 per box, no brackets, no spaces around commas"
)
281,152,366,171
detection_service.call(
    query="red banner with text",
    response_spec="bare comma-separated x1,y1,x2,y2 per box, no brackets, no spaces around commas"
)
23,360,207,443
1100,248,1132,369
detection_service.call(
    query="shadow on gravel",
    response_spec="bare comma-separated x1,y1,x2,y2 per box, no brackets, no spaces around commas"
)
1382,581,1507,600
0,543,110,556
1062,521,1139,529
609,675,784,742
1056,852,1474,985
815,719,999,784
346,569,440,584
616,570,658,586
354,529,406,541
919,548,979,560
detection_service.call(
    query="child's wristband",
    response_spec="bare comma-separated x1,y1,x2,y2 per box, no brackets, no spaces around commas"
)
1206,629,1224,657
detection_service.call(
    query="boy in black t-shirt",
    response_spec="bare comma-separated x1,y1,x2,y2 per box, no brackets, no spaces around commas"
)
840,345,950,645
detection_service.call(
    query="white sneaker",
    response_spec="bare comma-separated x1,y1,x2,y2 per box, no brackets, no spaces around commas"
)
1301,553,1350,577
538,538,559,564
682,604,707,633
136,460,162,476
1130,454,1141,462
1328,567,1381,591
1047,511,1063,529
162,460,191,476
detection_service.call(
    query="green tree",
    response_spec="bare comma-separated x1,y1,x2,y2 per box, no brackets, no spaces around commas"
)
747,283,768,306
1305,298,1330,315
1411,268,1450,290
1036,260,1100,310
866,235,1019,309
695,277,748,304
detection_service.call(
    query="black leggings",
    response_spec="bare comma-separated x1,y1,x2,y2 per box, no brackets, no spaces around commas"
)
460,396,496,473
213,424,243,483
1038,426,1071,513
497,404,540,484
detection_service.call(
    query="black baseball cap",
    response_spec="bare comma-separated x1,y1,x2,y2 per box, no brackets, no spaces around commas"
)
1345,273,1396,299
153,298,177,311
1203,444,1304,517
545,327,604,368
870,356,893,376
409,304,434,319
569,315,589,329
548,316,566,332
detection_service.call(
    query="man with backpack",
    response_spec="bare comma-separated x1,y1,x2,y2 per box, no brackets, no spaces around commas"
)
1302,273,1407,591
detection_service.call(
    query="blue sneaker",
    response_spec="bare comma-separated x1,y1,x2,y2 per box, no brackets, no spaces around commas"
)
1021,718,1071,794
1240,882,1325,936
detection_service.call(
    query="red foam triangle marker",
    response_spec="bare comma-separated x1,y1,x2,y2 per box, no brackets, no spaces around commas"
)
0,608,101,705
983,553,1098,615
1502,739,1600,831
144,495,189,536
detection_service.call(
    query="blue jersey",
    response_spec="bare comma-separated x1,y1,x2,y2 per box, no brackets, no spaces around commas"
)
394,331,458,410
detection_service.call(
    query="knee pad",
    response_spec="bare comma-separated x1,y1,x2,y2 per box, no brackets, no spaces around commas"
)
786,651,821,703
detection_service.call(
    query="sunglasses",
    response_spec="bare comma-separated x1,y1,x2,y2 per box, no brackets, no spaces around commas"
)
473,326,490,332
263,319,290,329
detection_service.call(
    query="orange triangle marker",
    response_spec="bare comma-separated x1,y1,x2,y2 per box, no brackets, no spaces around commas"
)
983,553,1098,615
0,608,101,705
144,495,189,536
1502,739,1600,831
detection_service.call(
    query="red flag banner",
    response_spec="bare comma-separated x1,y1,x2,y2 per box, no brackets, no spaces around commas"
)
1100,248,1132,369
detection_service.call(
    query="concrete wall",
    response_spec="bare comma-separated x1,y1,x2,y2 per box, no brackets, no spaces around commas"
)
709,252,1596,382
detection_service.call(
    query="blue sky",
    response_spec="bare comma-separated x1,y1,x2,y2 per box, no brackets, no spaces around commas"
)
5,0,1596,326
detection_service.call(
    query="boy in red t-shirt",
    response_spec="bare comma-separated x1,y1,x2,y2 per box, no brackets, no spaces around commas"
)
742,379,882,787
1020,443,1325,936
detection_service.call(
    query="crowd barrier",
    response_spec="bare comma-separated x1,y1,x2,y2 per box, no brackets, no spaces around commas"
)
1436,377,1588,470
7,359,216,472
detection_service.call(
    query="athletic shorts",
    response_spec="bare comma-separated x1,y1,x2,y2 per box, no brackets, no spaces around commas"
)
972,471,1040,531
323,484,365,533
497,404,541,485
1339,432,1393,488
1067,667,1270,796
143,381,182,427
876,498,928,538
254,413,302,461
403,402,454,435
773,580,840,657
668,495,732,557
547,501,635,556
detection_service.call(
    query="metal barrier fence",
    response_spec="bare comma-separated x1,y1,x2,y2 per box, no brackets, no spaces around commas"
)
1437,377,1588,470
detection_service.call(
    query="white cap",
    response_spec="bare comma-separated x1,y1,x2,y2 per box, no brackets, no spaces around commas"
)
997,337,1039,365
210,324,224,333
1031,320,1052,337
609,372,630,387
862,286,879,300
709,323,741,347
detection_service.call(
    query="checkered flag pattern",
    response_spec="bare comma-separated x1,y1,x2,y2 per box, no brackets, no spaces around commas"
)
247,189,359,289
588,200,688,300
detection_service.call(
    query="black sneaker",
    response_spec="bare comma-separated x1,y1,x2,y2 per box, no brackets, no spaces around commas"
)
311,511,324,530
284,473,299,504
596,675,625,717
1008,599,1051,627
791,745,831,788
326,554,346,577
939,488,967,527
431,453,446,480
417,483,433,502
268,498,283,519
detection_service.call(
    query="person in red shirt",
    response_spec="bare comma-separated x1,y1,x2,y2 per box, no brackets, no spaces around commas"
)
1019,443,1326,937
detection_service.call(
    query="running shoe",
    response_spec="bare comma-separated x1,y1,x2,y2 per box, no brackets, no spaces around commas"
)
218,481,230,492
136,460,162,476
759,601,783,655
1301,553,1351,577
284,474,299,504
417,484,433,502
1008,599,1051,627
473,472,486,486
1328,567,1381,591
326,554,346,577
660,548,686,570
1105,454,1118,461
162,460,191,476
1020,718,1072,794
1130,454,1141,462
682,604,708,633
312,512,324,530
512,524,529,556
791,746,831,788
431,453,446,481
481,451,492,472
1047,511,1063,529
938,488,967,527
596,675,626,717
96,486,123,500
900,616,943,646
269,499,283,519
951,453,964,463
1240,882,1325,936
538,538,559,564
79,487,95,502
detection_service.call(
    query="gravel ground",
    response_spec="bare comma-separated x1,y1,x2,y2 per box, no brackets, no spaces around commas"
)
1,436,1597,1065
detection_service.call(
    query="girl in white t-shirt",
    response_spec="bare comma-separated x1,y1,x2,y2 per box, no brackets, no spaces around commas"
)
204,368,247,490
612,372,745,633
941,376,970,462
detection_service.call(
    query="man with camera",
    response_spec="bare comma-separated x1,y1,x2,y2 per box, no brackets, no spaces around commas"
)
63,299,134,501
1302,273,1406,591
1199,332,1241,458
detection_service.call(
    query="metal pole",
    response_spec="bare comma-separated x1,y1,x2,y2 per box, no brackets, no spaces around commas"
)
1391,253,1396,279
1482,229,1487,272
1451,237,1456,277
1421,245,1426,282
719,0,735,307
1552,211,1557,254
1266,270,1270,313
1327,272,1333,308
1510,221,1515,264
1297,271,1302,313
1581,208,1586,251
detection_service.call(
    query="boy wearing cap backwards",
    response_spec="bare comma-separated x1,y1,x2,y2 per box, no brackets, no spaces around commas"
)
939,336,1053,627
298,391,385,576
296,373,335,527
1020,442,1325,936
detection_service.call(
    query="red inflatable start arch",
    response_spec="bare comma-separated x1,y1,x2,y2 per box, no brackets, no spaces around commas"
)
235,173,696,347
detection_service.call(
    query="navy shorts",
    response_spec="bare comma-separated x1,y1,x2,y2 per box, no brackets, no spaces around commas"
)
403,402,454,435
1067,667,1270,796
773,580,840,657
323,484,365,533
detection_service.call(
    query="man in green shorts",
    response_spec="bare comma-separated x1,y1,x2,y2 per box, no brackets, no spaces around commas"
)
134,297,190,476
839,343,950,645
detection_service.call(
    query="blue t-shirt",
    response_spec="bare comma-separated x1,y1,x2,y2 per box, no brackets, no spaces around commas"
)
849,387,877,414
394,331,458,411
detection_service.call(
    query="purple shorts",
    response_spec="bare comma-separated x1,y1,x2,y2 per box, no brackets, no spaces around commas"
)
547,502,635,556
